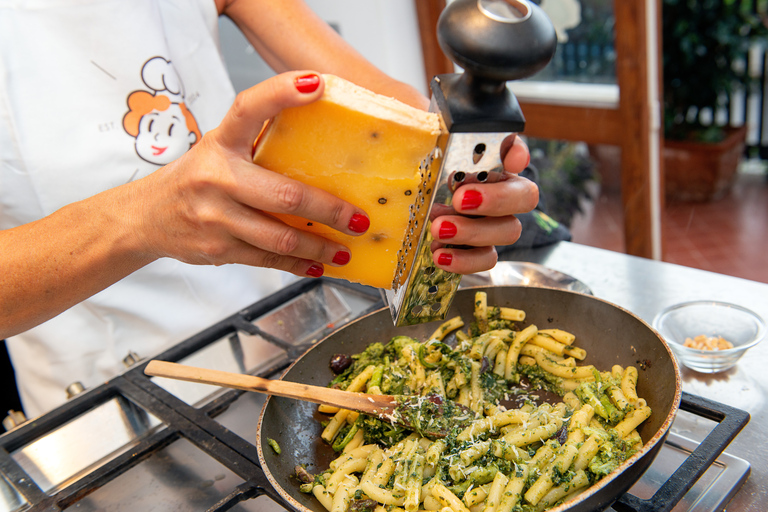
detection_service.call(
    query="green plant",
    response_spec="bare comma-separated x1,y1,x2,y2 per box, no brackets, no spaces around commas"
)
528,139,597,228
663,0,768,142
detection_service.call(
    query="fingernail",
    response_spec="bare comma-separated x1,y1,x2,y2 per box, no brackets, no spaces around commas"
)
439,221,457,240
306,264,324,277
437,253,452,266
332,251,351,265
295,74,320,93
461,190,483,210
348,213,370,233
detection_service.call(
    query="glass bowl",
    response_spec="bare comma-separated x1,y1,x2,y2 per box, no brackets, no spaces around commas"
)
653,300,765,373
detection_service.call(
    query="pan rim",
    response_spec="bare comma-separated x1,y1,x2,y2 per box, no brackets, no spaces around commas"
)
257,284,683,512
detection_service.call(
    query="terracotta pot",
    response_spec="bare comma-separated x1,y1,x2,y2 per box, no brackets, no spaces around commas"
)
663,125,747,201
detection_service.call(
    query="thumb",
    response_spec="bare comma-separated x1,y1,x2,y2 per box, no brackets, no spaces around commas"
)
214,71,325,154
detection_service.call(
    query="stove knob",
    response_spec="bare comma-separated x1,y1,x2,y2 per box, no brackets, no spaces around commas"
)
66,381,86,399
123,351,141,367
3,410,27,432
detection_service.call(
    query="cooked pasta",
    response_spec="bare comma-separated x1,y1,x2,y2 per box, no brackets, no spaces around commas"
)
299,293,653,512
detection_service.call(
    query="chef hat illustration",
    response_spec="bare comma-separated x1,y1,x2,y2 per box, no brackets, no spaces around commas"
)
141,56,185,102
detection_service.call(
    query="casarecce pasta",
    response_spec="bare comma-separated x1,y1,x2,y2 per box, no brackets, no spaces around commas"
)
297,292,651,512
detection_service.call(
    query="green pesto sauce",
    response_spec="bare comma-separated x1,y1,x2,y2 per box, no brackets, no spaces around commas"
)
319,315,645,508
393,395,474,439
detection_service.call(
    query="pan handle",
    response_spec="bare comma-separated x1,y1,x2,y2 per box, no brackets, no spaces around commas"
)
613,391,751,512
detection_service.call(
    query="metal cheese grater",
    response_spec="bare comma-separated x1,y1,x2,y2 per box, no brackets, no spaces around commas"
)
383,0,557,326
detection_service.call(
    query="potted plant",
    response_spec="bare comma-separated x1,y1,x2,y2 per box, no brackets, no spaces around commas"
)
528,139,597,228
662,0,768,200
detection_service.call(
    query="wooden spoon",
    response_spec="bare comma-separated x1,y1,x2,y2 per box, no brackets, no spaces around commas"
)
144,360,471,437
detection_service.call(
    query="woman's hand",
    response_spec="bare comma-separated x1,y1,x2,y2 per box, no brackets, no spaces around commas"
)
133,71,369,279
428,135,537,274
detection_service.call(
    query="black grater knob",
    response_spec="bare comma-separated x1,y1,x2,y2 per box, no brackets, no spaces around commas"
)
431,0,557,133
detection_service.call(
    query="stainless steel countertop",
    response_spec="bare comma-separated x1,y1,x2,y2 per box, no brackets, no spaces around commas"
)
503,241,768,512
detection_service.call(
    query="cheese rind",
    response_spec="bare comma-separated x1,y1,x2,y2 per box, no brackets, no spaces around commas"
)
252,74,441,289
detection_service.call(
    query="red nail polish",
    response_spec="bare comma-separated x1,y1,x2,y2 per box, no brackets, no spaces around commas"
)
332,251,351,265
306,264,324,277
295,74,320,93
439,221,457,239
461,190,483,210
348,213,370,233
437,253,452,266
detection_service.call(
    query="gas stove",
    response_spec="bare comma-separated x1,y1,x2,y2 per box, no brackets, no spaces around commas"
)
0,271,750,512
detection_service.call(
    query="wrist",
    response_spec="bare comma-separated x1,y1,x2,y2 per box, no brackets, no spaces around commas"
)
91,177,160,269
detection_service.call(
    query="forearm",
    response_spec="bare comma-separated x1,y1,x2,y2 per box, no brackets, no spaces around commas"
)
221,0,430,109
0,183,155,338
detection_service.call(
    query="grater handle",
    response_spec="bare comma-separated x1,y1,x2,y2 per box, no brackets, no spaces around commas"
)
438,0,557,83
432,0,557,133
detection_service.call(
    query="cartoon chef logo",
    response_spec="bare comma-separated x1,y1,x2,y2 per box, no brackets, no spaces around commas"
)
122,57,201,165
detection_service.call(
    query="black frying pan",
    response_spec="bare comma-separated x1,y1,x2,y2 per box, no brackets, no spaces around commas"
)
256,286,682,512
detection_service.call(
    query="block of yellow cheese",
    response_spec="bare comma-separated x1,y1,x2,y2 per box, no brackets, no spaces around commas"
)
252,74,442,289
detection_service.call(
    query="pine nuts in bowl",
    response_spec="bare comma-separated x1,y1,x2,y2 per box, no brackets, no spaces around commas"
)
653,300,765,373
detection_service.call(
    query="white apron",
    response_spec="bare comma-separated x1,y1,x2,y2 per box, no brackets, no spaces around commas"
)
0,0,286,417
